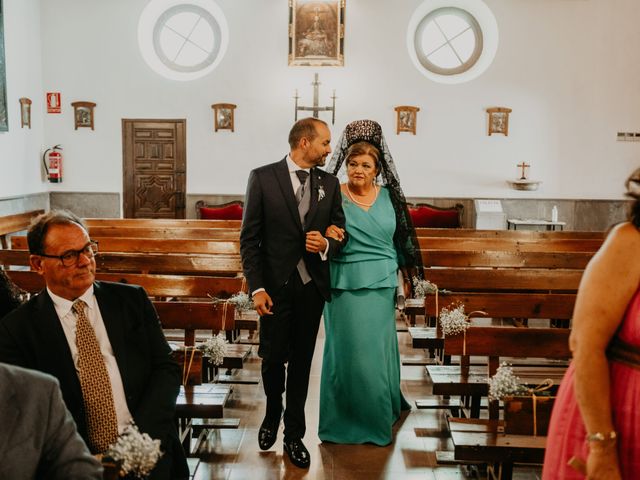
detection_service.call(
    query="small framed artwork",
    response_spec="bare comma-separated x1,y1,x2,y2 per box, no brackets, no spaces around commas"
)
71,101,96,130
211,103,236,132
19,97,31,129
487,107,512,136
288,0,345,67
394,106,419,135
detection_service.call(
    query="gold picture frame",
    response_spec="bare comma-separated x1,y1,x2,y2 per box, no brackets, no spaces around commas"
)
71,101,96,130
487,107,511,136
19,97,31,129
211,103,236,132
288,0,345,67
394,106,419,135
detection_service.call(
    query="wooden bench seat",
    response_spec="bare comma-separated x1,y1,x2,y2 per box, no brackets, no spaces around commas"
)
446,417,547,480
176,383,238,454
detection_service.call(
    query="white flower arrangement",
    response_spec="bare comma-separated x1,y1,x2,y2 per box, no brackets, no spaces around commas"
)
201,332,228,366
438,303,471,336
412,277,438,299
487,362,527,401
105,423,162,479
228,291,253,312
208,291,253,313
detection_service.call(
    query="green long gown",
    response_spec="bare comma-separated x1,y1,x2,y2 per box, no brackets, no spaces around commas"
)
318,187,410,446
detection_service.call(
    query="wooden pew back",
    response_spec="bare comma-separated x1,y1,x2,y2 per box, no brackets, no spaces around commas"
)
0,210,44,248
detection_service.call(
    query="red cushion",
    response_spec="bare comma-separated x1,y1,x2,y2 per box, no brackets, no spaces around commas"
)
199,203,243,220
409,205,461,228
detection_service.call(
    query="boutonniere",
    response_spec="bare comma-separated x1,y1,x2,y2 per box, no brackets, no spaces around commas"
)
316,178,325,201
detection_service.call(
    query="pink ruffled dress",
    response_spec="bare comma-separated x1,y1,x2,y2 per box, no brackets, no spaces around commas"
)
542,287,640,479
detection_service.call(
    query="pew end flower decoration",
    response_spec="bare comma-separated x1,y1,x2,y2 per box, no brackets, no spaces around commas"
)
105,422,162,479
201,332,228,366
487,362,554,401
412,277,438,298
488,362,527,401
438,303,487,336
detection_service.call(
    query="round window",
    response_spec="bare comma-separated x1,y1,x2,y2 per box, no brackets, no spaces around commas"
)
415,8,482,76
407,0,498,84
138,0,228,81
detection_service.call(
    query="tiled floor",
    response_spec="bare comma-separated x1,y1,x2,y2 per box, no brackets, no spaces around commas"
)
190,320,543,480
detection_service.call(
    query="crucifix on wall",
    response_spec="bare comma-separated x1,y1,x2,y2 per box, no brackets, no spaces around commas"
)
294,73,336,124
517,162,530,180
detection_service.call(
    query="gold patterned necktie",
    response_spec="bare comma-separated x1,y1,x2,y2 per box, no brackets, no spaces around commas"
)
72,299,119,453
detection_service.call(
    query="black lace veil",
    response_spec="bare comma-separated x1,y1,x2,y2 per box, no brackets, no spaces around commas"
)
326,119,423,280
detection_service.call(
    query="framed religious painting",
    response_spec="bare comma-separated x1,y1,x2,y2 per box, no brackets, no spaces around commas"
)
288,0,345,67
394,106,419,135
71,101,96,130
487,107,512,136
19,97,31,128
211,103,236,132
0,0,8,132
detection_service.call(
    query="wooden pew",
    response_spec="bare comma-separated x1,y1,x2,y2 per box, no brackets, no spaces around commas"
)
11,235,240,255
88,226,240,240
0,210,44,248
417,236,602,252
415,227,604,240
409,292,576,355
0,249,241,276
423,267,582,292
444,417,547,480
85,218,241,229
426,326,570,418
421,249,592,269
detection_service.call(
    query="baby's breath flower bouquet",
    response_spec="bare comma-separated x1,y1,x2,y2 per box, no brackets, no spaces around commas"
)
228,291,253,312
201,332,228,366
105,423,162,479
487,362,527,401
412,277,438,299
439,303,471,336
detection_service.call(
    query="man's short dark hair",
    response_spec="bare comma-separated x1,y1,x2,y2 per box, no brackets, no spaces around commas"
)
27,210,88,255
288,117,328,150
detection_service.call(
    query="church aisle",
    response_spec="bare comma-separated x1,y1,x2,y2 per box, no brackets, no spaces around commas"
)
190,321,543,480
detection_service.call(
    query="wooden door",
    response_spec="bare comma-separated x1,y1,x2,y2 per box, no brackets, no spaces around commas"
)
122,119,186,218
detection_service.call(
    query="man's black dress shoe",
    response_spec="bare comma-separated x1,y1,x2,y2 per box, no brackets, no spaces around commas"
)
283,438,310,468
258,419,279,450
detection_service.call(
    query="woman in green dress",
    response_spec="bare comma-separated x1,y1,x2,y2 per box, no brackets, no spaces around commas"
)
318,120,422,445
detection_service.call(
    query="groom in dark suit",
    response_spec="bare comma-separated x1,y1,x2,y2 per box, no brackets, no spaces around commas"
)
240,117,347,468
0,210,188,480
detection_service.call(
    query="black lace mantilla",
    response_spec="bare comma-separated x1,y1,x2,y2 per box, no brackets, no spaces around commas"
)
326,119,423,281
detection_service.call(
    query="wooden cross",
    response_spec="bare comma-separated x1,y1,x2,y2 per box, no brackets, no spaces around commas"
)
517,162,530,180
294,73,336,124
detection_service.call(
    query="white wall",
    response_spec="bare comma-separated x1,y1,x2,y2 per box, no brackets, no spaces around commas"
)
24,0,640,200
0,0,45,198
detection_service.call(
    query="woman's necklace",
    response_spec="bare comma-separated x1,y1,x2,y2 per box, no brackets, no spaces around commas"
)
346,184,379,207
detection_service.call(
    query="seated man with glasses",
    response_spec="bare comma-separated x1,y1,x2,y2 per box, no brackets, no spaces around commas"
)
0,210,188,480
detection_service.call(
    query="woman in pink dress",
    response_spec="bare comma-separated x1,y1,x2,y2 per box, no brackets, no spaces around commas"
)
543,168,640,480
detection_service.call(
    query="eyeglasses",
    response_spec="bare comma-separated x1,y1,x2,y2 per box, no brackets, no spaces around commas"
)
38,241,99,267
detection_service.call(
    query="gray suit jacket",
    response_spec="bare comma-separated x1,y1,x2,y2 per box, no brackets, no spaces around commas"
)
0,363,102,479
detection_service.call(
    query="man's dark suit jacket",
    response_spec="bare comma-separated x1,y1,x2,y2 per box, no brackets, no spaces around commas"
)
240,157,346,300
0,281,186,476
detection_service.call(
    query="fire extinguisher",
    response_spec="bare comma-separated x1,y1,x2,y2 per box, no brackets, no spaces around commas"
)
43,145,63,183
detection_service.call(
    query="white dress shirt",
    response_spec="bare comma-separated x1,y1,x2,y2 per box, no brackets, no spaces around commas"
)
48,286,133,434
